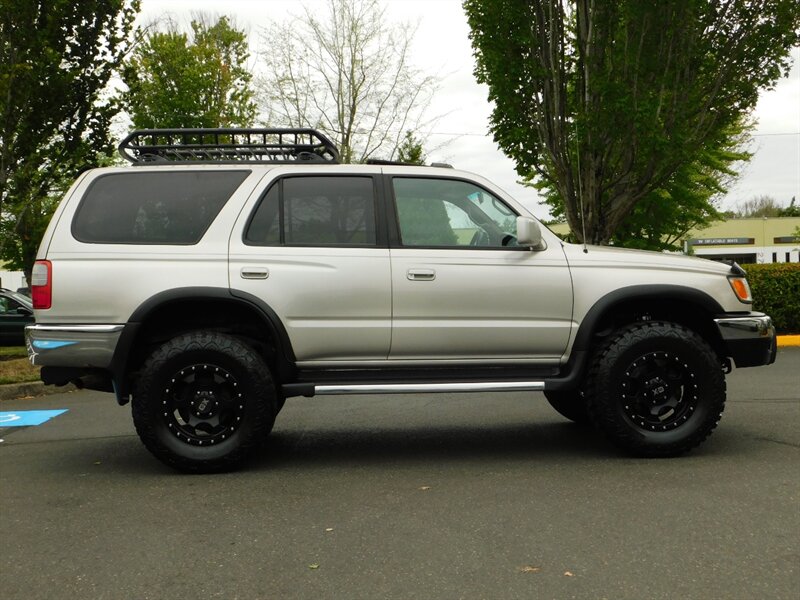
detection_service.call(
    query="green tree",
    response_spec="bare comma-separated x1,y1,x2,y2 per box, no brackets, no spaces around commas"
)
397,131,427,165
122,16,256,129
464,0,800,246
542,120,752,250
610,120,752,250
0,0,139,282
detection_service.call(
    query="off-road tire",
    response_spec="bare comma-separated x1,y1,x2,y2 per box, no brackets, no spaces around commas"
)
132,331,277,473
586,321,726,457
544,390,590,424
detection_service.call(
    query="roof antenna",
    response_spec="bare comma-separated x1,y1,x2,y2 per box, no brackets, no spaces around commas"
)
574,119,589,253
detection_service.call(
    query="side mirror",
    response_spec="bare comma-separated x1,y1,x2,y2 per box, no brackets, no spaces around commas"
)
516,216,545,250
17,306,33,316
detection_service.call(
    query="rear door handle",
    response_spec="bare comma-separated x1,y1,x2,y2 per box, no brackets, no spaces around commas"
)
407,269,435,281
241,267,269,280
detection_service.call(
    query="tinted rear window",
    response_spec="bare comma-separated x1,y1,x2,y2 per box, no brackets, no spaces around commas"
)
245,176,377,246
72,171,250,244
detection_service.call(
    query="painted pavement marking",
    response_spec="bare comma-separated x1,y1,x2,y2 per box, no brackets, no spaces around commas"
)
0,410,68,427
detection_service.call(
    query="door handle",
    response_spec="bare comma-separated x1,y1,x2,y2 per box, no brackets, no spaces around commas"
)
407,269,435,281
240,267,269,280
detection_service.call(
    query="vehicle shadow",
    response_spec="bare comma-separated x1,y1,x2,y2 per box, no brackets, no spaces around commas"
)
45,416,749,476
48,420,616,476
250,420,616,470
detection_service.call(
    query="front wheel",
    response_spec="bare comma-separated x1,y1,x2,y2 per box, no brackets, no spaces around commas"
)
586,321,726,457
132,332,277,473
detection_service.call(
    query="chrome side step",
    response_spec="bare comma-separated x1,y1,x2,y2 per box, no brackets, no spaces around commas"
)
311,381,546,396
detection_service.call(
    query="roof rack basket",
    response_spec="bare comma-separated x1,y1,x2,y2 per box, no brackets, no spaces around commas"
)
118,128,340,164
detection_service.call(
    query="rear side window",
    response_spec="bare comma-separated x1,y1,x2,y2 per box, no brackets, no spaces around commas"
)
72,171,250,244
245,176,377,246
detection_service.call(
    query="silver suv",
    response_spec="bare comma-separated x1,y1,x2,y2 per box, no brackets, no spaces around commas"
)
26,128,777,472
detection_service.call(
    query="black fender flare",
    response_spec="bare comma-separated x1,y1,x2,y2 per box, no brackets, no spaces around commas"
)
571,284,725,352
111,287,295,401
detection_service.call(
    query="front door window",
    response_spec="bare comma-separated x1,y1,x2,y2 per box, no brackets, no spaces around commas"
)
393,178,519,248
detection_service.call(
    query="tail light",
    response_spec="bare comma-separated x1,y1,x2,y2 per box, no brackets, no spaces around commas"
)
31,260,52,309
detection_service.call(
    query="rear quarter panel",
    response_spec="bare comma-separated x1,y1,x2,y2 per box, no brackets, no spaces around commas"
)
34,167,266,324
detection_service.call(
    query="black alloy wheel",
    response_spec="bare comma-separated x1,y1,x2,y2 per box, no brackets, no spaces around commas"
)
619,351,699,433
161,362,246,447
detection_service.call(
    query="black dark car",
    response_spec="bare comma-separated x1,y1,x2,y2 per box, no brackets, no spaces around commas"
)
0,288,34,346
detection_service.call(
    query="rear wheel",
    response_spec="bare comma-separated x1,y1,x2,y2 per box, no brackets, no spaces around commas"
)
544,390,590,424
586,321,726,457
132,331,277,473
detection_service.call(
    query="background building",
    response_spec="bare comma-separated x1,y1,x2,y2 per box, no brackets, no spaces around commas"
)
685,217,800,264
548,217,800,263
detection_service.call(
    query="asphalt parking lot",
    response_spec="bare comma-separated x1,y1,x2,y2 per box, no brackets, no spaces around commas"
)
1,348,798,600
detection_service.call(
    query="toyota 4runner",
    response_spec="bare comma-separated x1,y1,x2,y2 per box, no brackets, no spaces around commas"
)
25,128,777,472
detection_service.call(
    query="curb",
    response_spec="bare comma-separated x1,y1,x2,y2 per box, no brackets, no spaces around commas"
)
2,335,798,401
0,381,77,402
777,335,800,347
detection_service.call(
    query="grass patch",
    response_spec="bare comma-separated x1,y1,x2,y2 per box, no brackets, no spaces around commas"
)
0,347,39,385
0,346,28,360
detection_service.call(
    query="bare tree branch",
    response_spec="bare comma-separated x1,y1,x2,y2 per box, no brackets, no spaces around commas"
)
257,0,439,163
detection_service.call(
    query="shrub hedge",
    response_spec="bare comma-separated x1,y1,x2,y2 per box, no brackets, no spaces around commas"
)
746,263,800,334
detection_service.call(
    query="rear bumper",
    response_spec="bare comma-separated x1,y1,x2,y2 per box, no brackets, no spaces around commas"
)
25,324,123,368
714,313,777,368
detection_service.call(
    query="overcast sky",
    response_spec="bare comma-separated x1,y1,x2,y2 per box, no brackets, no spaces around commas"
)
138,0,800,219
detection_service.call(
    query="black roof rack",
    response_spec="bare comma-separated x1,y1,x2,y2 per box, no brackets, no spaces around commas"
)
365,158,454,168
118,128,340,165
365,158,412,166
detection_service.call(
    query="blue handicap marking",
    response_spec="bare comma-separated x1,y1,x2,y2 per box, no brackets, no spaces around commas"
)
0,410,68,427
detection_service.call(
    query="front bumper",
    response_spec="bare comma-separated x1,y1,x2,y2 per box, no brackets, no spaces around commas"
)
25,324,124,368
714,313,777,368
